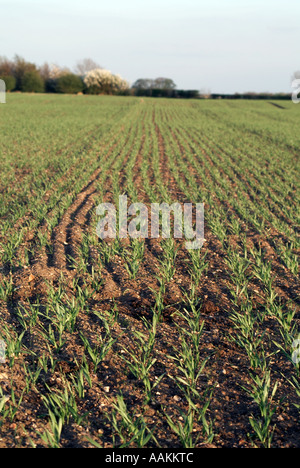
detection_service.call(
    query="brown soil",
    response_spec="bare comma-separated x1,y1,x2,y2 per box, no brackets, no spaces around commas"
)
0,115,299,449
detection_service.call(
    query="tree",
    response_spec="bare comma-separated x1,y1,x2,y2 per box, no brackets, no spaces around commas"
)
153,77,176,90
75,58,102,76
132,77,176,90
42,64,71,93
83,69,129,95
0,75,16,91
21,70,45,93
131,77,177,97
13,55,37,90
0,56,14,77
56,73,84,94
39,62,52,81
132,78,155,90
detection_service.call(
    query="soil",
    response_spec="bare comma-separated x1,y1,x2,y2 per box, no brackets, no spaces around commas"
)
0,116,299,449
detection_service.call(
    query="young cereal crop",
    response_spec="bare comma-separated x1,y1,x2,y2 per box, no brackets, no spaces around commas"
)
0,94,299,448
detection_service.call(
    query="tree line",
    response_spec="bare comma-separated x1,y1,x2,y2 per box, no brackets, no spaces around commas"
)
0,56,295,100
0,55,201,98
0,56,130,95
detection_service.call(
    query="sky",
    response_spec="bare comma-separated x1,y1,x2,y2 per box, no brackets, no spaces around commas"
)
0,0,299,93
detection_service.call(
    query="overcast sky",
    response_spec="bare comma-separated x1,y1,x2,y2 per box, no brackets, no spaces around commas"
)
1,0,299,93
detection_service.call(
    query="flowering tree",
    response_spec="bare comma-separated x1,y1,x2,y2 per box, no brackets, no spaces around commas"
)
49,64,71,80
83,68,129,95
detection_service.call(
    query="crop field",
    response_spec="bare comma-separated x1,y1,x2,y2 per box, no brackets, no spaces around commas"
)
0,94,299,448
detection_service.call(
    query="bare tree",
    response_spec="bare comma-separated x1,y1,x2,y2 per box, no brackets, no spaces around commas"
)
0,56,14,76
39,62,51,81
75,58,102,76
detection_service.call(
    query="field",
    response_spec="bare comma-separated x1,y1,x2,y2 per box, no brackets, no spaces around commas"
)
0,94,299,448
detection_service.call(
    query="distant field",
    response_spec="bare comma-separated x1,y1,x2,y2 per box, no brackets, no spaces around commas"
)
0,94,299,448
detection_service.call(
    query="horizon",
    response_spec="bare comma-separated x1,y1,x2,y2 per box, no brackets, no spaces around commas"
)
0,0,299,94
